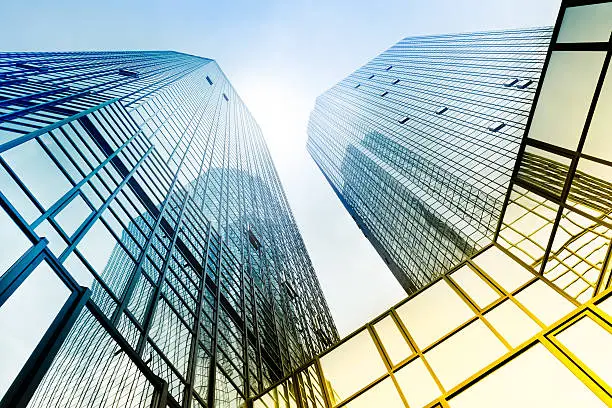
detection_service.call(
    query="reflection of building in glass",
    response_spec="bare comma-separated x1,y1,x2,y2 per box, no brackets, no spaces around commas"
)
0,51,337,408
253,1,612,406
308,27,553,293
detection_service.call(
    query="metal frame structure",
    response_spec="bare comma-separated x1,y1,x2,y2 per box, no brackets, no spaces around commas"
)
307,26,553,294
253,1,612,406
0,51,338,408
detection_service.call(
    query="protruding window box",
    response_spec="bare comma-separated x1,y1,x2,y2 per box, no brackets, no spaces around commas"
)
488,122,506,132
381,91,389,97
392,79,400,85
16,62,48,71
223,93,229,101
206,75,213,85
436,107,448,115
503,78,519,87
399,116,410,124
118,68,139,77
515,79,533,89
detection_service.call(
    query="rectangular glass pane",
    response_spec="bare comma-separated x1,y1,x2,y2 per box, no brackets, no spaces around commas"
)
450,265,499,308
557,3,612,43
0,262,70,397
373,315,412,366
319,330,387,405
396,281,473,349
395,357,441,407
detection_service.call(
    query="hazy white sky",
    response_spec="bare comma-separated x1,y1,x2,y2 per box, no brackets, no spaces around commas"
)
3,0,560,335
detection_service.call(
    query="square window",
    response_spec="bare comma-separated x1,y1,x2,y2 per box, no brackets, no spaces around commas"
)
556,315,612,387
425,320,507,390
319,330,387,405
472,246,534,293
485,300,541,347
394,357,441,407
450,265,500,309
396,280,473,349
514,280,575,326
528,51,605,151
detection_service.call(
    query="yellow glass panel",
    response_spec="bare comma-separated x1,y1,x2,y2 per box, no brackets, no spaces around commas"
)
514,280,576,326
557,3,612,43
598,296,612,317
373,315,413,366
584,64,612,163
448,343,606,408
451,265,500,308
496,186,558,265
424,320,507,390
395,357,441,408
472,246,534,293
556,316,612,387
484,300,542,347
319,329,387,405
542,206,610,302
528,51,605,151
395,280,473,349
344,378,404,408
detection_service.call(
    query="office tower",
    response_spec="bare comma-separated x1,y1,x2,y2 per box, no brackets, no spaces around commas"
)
0,51,338,408
308,27,553,293
251,1,612,407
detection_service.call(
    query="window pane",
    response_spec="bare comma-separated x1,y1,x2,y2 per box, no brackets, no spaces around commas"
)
0,262,71,397
485,300,541,347
319,330,387,405
373,315,412,366
557,3,612,43
396,281,473,350
451,265,499,308
448,343,606,408
425,320,507,390
583,64,612,163
514,281,575,326
0,207,31,275
54,194,92,237
556,316,612,386
395,357,440,408
472,246,533,293
527,51,605,151
344,378,404,408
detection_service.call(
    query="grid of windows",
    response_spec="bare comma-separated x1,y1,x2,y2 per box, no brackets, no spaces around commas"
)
0,51,338,408
307,28,553,293
254,1,612,406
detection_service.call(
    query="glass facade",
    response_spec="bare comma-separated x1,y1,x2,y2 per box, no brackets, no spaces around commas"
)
0,51,337,408
307,27,553,293
253,1,612,406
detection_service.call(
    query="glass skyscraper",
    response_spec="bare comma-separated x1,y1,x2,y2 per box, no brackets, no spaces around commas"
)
252,1,612,407
308,27,553,293
0,51,337,408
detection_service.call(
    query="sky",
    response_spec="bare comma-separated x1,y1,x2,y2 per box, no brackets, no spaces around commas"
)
2,0,561,336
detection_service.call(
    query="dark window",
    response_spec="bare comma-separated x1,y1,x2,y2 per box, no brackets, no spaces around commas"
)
206,76,213,85
368,74,375,79
118,68,139,77
223,93,229,101
386,65,393,71
399,116,410,124
516,79,533,89
503,78,519,87
354,83,361,88
435,107,448,115
381,91,388,97
16,62,48,71
488,122,506,132
248,228,261,250
392,79,400,85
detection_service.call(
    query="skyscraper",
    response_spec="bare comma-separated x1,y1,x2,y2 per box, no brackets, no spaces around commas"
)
252,1,612,406
0,51,337,408
308,27,553,293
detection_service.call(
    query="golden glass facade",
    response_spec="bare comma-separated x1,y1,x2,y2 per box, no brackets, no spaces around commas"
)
250,1,612,406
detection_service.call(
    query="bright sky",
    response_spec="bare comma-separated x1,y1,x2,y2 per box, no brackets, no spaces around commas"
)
2,0,560,336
